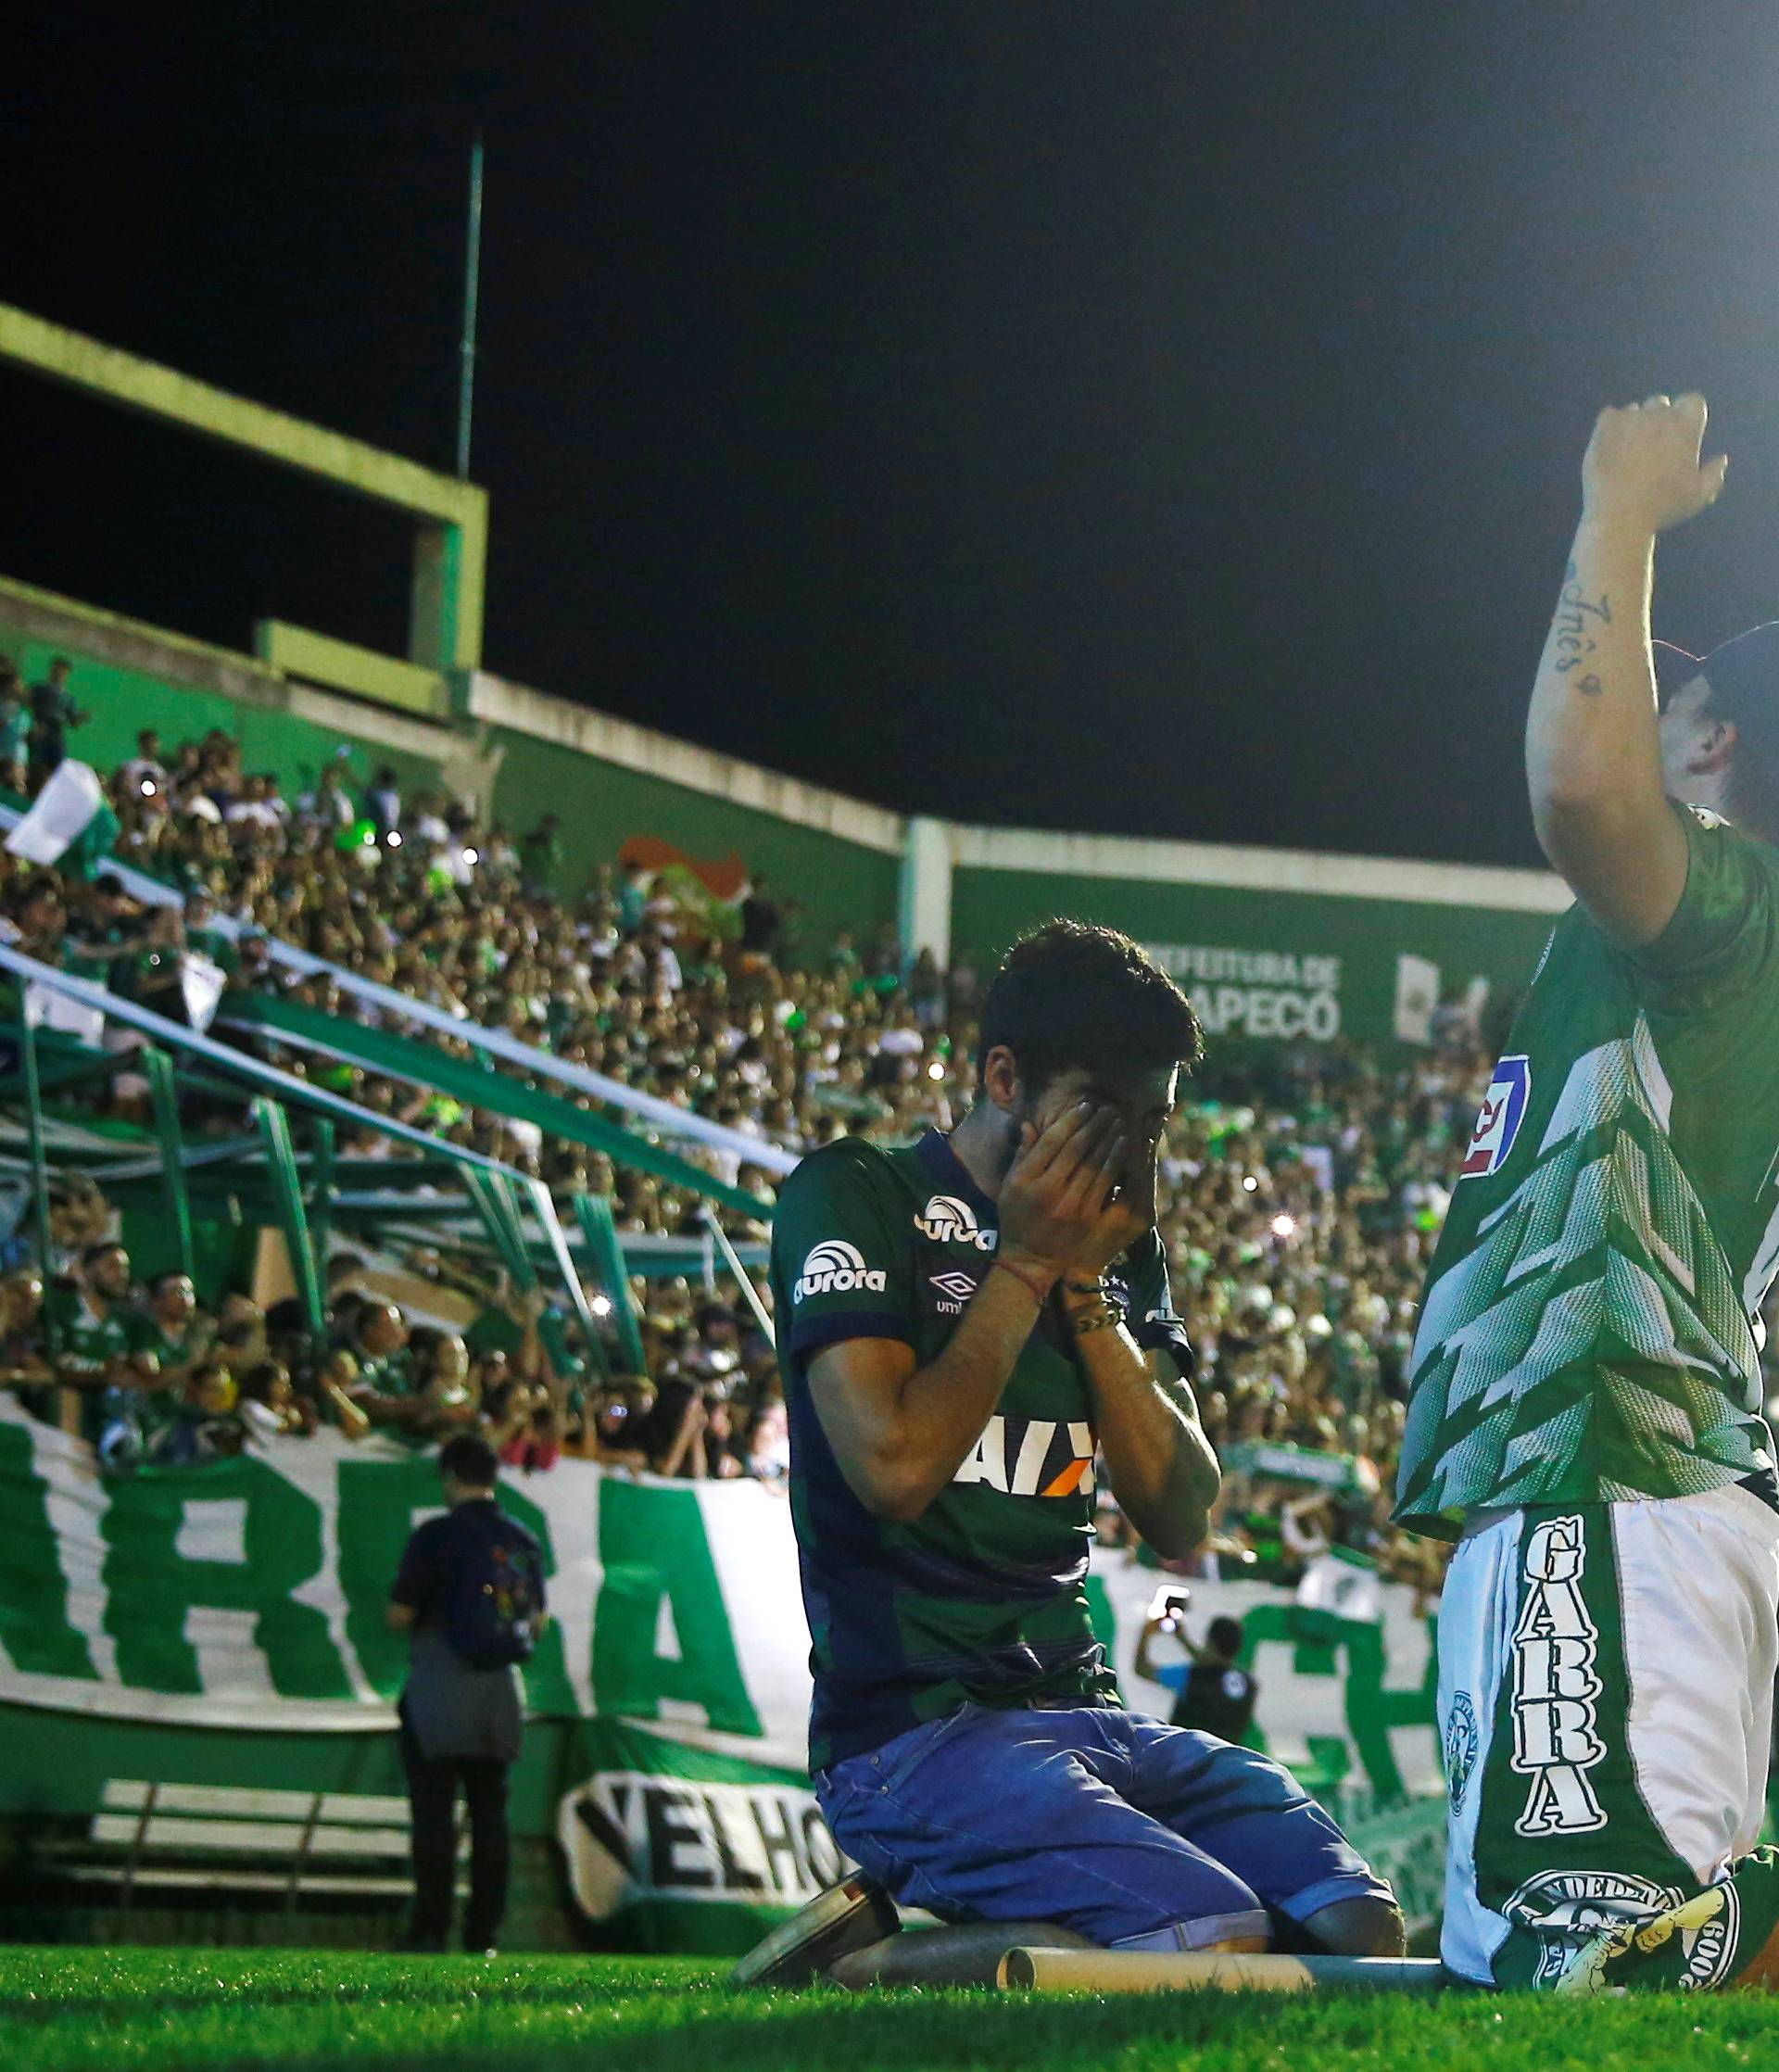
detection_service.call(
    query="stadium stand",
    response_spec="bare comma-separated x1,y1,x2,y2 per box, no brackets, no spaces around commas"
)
0,663,1520,1608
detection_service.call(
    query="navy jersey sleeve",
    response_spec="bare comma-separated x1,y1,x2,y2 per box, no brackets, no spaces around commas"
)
771,1139,916,1362
1113,1229,1196,1372
391,1517,447,1613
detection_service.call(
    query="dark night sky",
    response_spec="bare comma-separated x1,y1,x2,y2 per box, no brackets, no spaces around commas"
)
6,3,1779,867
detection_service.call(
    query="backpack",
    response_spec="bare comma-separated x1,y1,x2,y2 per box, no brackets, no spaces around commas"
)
439,1514,544,1670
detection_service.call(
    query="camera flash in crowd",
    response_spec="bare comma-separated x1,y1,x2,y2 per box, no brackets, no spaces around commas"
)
385,830,402,848
927,1059,945,1080
463,847,479,865
1242,1174,1258,1193
1271,1213,1297,1240
590,1295,613,1317
140,779,156,796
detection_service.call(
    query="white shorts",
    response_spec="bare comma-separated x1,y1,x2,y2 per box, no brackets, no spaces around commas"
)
1436,1483,1779,1987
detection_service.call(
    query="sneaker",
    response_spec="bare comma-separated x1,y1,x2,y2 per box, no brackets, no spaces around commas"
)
728,1875,901,1989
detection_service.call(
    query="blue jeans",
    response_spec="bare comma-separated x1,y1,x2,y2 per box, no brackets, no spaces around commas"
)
816,1702,1391,1950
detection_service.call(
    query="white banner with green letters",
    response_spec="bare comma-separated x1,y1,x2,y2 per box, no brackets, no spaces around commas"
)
0,1398,1446,1940
0,1397,1442,1790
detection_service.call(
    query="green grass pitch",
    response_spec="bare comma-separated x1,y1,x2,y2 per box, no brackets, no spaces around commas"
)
5,1947,1779,2071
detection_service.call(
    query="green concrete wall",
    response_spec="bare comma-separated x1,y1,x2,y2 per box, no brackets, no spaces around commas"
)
0,617,445,805
487,726,901,948
0,601,897,952
951,865,1558,1050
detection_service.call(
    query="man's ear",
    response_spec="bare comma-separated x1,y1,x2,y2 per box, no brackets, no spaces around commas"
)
979,1044,1022,1113
1691,717,1739,775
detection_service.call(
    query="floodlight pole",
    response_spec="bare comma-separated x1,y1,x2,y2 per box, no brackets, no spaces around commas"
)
455,133,485,481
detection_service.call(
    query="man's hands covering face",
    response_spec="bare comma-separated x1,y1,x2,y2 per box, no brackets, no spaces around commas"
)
1069,1123,1161,1282
997,1090,1162,1287
996,1100,1130,1281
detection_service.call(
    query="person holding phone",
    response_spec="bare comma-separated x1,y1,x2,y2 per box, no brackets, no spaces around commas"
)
1135,1590,1259,1745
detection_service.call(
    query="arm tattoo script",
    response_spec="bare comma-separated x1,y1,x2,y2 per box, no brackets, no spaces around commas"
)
1553,560,1611,690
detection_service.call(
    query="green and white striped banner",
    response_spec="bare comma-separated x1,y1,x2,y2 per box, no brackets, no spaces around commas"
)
0,1399,1445,1943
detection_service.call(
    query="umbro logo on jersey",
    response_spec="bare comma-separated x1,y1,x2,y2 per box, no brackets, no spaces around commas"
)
795,1241,889,1302
1459,1055,1533,1181
915,1194,998,1250
927,1269,978,1316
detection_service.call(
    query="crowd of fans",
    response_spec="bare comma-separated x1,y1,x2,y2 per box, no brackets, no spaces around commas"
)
0,664,1549,1594
0,1174,790,1485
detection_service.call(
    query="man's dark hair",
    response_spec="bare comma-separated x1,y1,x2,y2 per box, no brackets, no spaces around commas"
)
1207,1615,1244,1658
439,1433,499,1487
81,1241,125,1270
976,921,1202,1093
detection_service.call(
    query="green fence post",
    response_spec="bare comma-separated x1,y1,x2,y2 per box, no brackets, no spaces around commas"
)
462,1167,604,1386
573,1192,648,1377
143,1047,195,1280
309,1118,335,1274
18,1005,57,1358
254,1097,325,1337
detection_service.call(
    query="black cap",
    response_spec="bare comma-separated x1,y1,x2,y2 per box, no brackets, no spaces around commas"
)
1652,639,1704,699
1698,624,1779,772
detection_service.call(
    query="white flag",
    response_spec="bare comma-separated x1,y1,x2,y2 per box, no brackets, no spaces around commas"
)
24,981,106,1048
1393,954,1440,1046
6,762,103,865
180,953,228,1037
1297,1548,1382,1625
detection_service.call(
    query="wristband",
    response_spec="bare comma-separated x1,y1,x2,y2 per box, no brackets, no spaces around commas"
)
993,1256,1055,1307
1064,1298,1122,1337
1061,1277,1107,1299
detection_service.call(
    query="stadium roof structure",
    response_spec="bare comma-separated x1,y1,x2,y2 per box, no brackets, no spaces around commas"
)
0,301,486,720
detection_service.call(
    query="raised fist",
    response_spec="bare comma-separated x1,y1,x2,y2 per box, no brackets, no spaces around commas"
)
1582,393,1727,534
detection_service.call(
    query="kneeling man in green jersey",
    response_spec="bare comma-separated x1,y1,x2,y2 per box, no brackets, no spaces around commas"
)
740,923,1399,1989
1395,394,1779,1990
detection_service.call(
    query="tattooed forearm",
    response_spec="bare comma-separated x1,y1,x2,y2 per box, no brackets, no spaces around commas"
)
1552,560,1612,685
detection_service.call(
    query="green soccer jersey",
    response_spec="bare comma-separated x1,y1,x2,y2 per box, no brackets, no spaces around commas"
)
352,1349,417,1398
1394,807,1779,1540
771,1126,1194,1771
128,1311,213,1375
45,1285,133,1379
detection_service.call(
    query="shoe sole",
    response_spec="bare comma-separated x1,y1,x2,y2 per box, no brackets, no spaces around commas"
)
729,1876,899,1988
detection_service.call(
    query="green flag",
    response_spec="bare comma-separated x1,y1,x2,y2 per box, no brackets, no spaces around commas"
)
144,1048,195,1280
